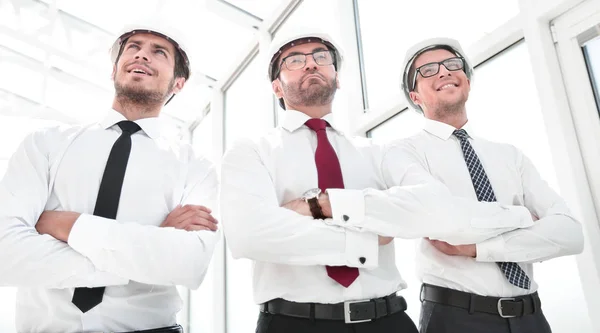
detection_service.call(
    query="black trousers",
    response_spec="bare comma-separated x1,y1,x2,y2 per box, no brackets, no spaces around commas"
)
255,310,418,333
419,300,553,333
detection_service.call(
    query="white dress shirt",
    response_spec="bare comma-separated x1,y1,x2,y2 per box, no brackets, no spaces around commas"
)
392,118,583,297
220,110,535,305
0,110,220,333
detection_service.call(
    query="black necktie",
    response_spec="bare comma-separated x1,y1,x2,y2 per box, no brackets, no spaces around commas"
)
71,120,141,313
453,129,531,290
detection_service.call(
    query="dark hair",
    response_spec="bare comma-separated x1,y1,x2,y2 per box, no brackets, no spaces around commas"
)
407,45,457,92
115,37,189,80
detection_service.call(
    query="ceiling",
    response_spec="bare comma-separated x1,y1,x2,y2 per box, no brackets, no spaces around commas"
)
0,0,284,125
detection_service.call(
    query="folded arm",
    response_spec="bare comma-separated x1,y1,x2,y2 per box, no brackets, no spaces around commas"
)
61,158,221,290
0,129,127,288
475,151,583,263
326,143,534,245
219,140,379,269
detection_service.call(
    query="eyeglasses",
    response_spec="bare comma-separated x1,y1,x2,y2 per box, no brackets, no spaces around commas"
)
275,50,335,77
412,57,465,90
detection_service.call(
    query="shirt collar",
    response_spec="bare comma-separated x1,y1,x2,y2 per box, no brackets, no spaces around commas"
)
280,110,342,133
423,118,475,140
100,109,162,140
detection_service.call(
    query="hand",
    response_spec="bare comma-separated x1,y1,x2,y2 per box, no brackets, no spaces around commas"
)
160,205,218,231
281,199,312,217
426,238,477,258
379,236,393,246
36,211,81,242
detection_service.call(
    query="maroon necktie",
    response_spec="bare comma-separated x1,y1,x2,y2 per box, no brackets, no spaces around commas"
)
305,118,359,288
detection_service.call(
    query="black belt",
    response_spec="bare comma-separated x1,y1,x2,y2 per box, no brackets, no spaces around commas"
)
421,284,541,318
260,293,407,324
118,324,183,333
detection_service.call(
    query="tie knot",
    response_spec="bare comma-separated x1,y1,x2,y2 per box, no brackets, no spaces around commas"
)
305,118,328,132
118,121,141,135
453,129,470,141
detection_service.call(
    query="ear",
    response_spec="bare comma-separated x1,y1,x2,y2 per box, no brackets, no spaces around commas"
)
272,79,284,99
409,90,422,107
171,77,186,94
335,73,340,89
111,64,117,81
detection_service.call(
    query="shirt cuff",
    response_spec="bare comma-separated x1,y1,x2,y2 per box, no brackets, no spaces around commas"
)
475,235,506,262
345,229,378,269
327,189,365,229
68,214,113,261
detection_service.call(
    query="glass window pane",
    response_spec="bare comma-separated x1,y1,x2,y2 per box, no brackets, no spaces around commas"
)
224,55,274,147
223,53,272,333
223,0,281,20
191,111,214,159
45,69,111,123
368,109,424,143
188,257,216,333
0,46,44,102
583,36,600,117
358,0,519,112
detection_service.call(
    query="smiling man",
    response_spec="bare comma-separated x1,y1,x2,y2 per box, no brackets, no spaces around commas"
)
0,22,219,333
397,37,583,333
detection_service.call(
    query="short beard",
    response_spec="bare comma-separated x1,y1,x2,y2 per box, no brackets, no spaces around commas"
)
282,74,336,107
429,94,468,119
114,77,175,107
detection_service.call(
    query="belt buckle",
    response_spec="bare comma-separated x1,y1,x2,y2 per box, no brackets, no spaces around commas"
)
343,299,372,324
497,297,516,318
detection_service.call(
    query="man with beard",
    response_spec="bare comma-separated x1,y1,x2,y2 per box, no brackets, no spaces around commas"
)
0,22,219,333
220,31,539,333
398,37,583,333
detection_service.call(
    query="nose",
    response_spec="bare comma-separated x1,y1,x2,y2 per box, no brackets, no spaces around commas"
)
134,48,150,62
438,64,452,78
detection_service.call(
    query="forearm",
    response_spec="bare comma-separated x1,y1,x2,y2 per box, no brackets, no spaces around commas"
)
221,199,378,268
0,219,127,288
328,185,534,245
476,214,583,263
68,214,220,289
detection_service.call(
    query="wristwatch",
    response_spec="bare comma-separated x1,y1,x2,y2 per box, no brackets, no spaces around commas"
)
301,188,326,219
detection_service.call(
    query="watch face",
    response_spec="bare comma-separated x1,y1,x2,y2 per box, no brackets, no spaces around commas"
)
301,188,322,200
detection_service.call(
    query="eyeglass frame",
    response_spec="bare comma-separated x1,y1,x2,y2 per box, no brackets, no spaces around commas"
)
411,56,466,91
274,49,336,78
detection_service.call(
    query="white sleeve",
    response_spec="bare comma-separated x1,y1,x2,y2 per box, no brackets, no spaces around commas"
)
476,150,583,263
328,143,534,245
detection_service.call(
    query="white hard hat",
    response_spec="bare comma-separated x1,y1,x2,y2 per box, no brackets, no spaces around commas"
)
109,21,191,80
400,37,474,112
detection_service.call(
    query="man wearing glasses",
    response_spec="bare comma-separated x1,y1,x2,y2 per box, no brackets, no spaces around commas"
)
220,30,540,333
398,37,584,332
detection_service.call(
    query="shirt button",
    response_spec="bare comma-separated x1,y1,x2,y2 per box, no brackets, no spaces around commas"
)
359,257,366,264
343,215,350,222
